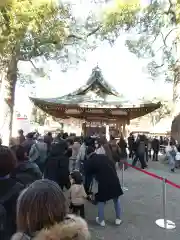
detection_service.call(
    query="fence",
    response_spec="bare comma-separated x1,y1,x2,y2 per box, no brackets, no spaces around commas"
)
121,162,180,230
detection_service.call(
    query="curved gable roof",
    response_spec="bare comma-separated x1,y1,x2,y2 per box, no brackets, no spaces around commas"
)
68,66,120,97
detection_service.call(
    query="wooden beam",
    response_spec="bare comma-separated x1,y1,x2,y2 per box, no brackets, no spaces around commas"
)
35,103,160,120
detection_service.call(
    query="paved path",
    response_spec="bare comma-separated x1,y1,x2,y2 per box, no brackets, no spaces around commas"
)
85,159,180,240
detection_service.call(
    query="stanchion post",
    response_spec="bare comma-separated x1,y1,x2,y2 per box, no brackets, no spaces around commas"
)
162,178,167,229
121,163,124,188
155,178,176,230
121,163,128,191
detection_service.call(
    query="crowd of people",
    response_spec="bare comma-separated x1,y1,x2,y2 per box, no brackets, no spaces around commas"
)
128,133,180,172
0,129,179,239
0,130,125,240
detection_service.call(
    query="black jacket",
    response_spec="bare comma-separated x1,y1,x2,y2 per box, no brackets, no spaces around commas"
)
0,178,24,239
151,138,160,151
85,153,123,202
11,161,42,186
21,139,35,156
118,139,127,158
44,143,70,189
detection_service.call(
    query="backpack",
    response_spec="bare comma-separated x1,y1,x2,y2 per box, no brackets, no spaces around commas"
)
0,183,21,239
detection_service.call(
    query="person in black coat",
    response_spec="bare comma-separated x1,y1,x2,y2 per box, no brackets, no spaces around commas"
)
44,141,71,190
118,136,128,169
21,132,35,156
85,146,123,227
132,135,147,169
151,137,160,161
128,133,135,158
10,145,42,186
0,146,24,239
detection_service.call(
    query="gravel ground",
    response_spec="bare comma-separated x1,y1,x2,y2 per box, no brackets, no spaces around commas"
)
84,159,180,240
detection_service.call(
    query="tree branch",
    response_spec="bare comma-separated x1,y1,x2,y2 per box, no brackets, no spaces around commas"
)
164,27,177,43
67,34,83,40
164,0,176,23
154,63,164,69
19,25,102,62
160,32,167,47
86,25,101,37
29,60,38,70
150,33,159,45
1,7,10,34
67,25,102,40
154,27,176,53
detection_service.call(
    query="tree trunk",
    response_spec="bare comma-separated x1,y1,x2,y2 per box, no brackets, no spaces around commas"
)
0,54,18,145
172,63,180,115
171,63,180,142
6,55,18,141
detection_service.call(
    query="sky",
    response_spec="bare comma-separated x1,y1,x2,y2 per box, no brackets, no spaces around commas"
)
15,0,173,116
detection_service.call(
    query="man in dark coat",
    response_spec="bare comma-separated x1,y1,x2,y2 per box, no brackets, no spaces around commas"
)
44,132,53,153
10,145,42,186
128,133,135,158
132,135,147,169
17,129,26,145
44,141,71,190
151,137,160,161
21,132,35,156
85,145,123,226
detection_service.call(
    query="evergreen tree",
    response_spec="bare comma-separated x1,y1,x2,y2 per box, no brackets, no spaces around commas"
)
0,0,100,140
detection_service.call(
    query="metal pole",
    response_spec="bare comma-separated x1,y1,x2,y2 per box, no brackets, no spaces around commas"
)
162,178,167,229
121,163,128,191
155,178,176,229
121,163,124,189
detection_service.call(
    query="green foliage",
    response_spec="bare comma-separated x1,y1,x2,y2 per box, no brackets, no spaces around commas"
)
0,0,69,60
31,107,48,126
141,97,172,126
126,2,176,82
177,0,180,24
102,0,178,84
149,100,172,126
102,0,140,34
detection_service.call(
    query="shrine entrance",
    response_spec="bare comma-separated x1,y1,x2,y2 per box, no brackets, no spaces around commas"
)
30,66,161,138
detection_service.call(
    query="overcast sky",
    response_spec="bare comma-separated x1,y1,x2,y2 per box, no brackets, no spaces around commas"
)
15,0,173,116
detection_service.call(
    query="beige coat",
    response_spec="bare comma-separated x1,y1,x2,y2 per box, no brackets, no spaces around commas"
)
11,215,90,240
70,184,87,205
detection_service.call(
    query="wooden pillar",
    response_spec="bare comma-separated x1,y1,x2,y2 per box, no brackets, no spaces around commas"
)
105,124,110,141
82,122,87,136
122,119,129,138
116,120,122,137
122,121,126,137
126,117,130,136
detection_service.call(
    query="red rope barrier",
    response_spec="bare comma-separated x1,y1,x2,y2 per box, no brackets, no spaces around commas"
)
166,179,180,189
125,162,180,190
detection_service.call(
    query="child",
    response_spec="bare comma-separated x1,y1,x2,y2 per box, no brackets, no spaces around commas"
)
69,170,87,218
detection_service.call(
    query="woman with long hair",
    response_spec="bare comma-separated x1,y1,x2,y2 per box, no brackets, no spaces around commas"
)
11,179,90,240
85,145,123,227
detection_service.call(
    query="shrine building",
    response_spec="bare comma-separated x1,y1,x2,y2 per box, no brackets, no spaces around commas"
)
30,66,161,137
